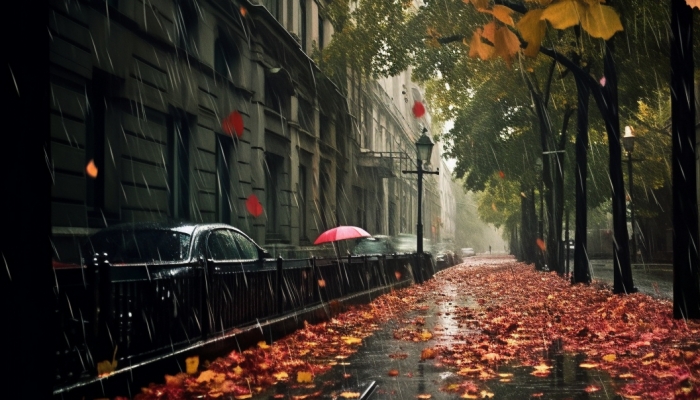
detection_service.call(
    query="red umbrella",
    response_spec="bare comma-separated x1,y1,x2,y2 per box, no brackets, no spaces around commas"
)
314,226,372,245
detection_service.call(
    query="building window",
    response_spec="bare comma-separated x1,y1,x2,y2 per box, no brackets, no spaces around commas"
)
214,35,239,82
298,98,313,133
318,16,324,50
217,135,233,223
298,166,307,242
263,0,280,20
300,0,307,51
265,153,283,235
265,77,285,116
176,0,199,54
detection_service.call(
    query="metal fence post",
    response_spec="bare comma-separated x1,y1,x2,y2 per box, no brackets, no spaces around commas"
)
276,256,283,314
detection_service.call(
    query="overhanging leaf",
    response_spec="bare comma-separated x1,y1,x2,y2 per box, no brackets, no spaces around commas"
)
491,5,516,27
516,9,546,57
581,2,623,40
540,0,584,30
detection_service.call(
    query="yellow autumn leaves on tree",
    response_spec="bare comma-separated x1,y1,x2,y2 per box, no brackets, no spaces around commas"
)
464,0,623,66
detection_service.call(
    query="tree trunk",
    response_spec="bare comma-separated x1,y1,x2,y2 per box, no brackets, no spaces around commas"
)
573,76,591,284
671,0,700,319
600,40,635,294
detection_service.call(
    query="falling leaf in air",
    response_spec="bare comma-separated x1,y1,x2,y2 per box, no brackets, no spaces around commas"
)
318,279,326,287
412,101,426,118
222,110,245,137
388,369,400,377
86,159,98,178
491,203,497,212
395,271,402,280
240,6,247,16
536,238,546,251
246,194,263,217
600,76,606,87
498,170,505,179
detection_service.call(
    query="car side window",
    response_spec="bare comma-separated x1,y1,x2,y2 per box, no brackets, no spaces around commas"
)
206,230,242,261
231,231,258,260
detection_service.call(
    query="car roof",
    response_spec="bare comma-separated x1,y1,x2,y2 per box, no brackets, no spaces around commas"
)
89,221,249,238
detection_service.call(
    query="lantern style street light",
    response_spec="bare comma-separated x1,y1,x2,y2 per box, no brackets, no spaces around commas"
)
623,126,637,263
402,127,439,283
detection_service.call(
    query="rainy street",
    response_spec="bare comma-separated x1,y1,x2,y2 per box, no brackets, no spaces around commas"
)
7,0,700,398
136,255,697,400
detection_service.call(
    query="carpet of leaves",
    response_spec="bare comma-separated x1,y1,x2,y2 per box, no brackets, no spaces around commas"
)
410,259,700,400
130,257,698,400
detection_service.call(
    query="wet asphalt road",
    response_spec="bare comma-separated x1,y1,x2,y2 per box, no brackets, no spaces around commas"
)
588,260,673,300
259,256,638,400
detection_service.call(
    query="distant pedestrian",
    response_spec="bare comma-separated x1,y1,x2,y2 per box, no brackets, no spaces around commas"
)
489,245,491,254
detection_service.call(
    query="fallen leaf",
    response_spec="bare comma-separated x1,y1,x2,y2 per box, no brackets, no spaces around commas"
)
185,355,199,374
388,369,400,377
297,371,313,383
340,392,360,398
258,341,270,349
603,353,616,362
579,363,598,369
480,390,494,398
342,336,362,345
584,385,600,393
416,395,432,399
273,371,289,381
421,348,436,360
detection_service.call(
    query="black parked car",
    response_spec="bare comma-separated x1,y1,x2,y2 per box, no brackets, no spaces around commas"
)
351,235,396,255
79,221,271,265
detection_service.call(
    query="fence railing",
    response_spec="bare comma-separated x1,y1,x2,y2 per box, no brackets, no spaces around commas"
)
53,252,434,388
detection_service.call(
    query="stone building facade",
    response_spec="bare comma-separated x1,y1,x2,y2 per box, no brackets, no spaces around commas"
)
49,0,450,262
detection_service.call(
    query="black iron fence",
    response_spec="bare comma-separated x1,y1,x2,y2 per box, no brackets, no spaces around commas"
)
53,252,434,389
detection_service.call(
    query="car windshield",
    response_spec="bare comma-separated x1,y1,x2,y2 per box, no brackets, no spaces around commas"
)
83,229,192,264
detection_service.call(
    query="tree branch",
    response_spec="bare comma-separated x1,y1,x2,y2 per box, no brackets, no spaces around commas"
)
436,35,465,44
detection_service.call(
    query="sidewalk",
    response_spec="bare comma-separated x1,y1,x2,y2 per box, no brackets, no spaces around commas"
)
134,256,699,400
260,256,698,400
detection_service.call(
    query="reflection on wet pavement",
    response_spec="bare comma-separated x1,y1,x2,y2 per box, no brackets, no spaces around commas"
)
261,260,622,400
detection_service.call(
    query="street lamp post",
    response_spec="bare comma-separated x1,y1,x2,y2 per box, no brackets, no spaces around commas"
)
402,127,439,283
622,126,636,263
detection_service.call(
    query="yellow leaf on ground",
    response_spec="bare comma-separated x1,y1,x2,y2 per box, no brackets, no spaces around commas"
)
297,371,313,383
421,348,436,360
461,394,478,399
257,341,270,349
234,394,252,400
185,356,199,375
233,365,243,375
340,392,360,398
579,363,598,369
342,336,362,345
420,330,433,341
641,352,655,360
480,390,495,398
197,370,225,383
273,371,289,380
619,373,635,379
482,352,499,361
416,395,432,399
602,354,616,362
